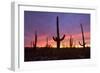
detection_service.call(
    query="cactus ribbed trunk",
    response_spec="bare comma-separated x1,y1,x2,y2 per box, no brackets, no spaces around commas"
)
79,24,86,48
53,16,65,48
56,16,60,48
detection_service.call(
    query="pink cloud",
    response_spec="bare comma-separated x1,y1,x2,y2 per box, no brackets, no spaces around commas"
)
25,32,90,48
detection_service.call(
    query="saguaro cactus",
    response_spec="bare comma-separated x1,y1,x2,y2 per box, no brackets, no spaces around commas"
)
53,16,65,48
69,35,73,48
45,37,49,48
79,24,86,48
33,31,37,48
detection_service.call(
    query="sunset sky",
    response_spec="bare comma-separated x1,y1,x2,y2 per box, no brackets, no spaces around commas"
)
24,11,90,48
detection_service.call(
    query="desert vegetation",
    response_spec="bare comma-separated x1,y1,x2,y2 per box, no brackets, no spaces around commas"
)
24,16,90,62
52,16,65,48
79,24,86,48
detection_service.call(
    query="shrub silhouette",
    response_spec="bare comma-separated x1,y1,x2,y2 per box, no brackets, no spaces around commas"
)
79,24,86,48
45,37,53,48
53,16,65,48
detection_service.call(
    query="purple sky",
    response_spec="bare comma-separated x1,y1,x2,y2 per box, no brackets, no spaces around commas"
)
24,11,90,47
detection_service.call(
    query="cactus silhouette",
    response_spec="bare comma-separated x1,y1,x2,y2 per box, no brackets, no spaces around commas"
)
45,37,49,48
79,24,86,48
33,31,37,48
31,41,34,48
69,35,73,48
53,16,65,48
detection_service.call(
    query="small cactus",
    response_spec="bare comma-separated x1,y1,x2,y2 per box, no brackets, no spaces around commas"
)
53,16,65,48
79,24,86,48
69,35,73,48
31,41,34,48
45,37,49,48
33,31,37,48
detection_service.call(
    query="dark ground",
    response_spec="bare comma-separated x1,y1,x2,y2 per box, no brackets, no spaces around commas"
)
24,47,90,62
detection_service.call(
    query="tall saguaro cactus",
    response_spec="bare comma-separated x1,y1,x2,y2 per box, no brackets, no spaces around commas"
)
69,35,73,48
79,24,86,48
33,31,37,48
53,16,65,48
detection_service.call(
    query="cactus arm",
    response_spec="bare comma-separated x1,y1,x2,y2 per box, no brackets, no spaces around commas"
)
79,41,86,47
53,36,57,41
83,42,86,45
60,34,65,41
79,41,83,46
52,16,65,48
78,24,86,48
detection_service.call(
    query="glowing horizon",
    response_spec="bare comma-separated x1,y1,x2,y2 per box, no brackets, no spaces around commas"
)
24,32,90,48
24,11,90,48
